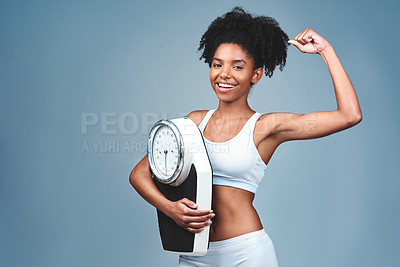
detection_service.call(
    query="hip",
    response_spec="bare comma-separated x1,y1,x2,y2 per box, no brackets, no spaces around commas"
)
178,228,279,267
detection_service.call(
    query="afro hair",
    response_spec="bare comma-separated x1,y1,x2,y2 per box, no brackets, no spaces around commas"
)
198,6,289,78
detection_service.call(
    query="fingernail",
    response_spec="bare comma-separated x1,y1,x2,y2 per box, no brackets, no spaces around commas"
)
210,213,215,218
207,220,212,225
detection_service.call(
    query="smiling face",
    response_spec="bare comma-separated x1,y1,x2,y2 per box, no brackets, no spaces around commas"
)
209,43,263,103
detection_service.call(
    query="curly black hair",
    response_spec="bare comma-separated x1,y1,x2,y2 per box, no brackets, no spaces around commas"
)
198,6,289,78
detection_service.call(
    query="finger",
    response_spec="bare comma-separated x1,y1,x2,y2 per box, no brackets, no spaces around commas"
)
309,32,322,44
307,29,317,39
184,208,214,216
185,220,212,229
185,227,205,233
288,40,304,52
297,29,312,45
294,29,307,44
299,29,310,41
295,37,306,45
183,213,215,223
294,29,307,40
300,28,313,41
180,198,198,209
293,32,302,40
305,29,318,44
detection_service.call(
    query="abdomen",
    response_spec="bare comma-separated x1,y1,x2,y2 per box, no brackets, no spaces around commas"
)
209,185,263,241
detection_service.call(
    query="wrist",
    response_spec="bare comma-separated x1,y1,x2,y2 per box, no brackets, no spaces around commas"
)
318,43,334,57
318,44,337,67
159,199,174,216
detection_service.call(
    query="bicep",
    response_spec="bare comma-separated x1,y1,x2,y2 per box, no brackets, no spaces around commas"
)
272,110,359,142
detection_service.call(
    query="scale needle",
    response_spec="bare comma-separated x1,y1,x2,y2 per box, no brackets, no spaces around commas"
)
164,150,168,176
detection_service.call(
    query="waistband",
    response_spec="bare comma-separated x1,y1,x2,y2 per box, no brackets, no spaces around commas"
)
209,229,269,250
212,177,258,194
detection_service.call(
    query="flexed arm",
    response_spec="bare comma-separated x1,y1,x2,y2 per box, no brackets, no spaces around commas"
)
270,29,362,142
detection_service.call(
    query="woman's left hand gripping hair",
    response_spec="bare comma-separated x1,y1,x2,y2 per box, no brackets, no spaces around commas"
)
288,29,329,54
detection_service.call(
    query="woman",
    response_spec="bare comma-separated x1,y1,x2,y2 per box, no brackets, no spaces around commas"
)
129,6,362,267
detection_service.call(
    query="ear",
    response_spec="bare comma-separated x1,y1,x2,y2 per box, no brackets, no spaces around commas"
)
251,67,263,84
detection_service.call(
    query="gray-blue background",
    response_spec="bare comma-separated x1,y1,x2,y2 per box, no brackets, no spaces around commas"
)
1,0,399,266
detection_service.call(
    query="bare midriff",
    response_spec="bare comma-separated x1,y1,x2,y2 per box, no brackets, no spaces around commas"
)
209,185,263,242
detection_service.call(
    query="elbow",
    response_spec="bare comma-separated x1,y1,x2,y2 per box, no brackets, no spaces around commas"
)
129,155,152,190
129,168,137,188
345,112,363,126
355,113,363,124
351,111,363,125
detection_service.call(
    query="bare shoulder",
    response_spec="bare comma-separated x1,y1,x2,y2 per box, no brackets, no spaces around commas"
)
187,110,209,126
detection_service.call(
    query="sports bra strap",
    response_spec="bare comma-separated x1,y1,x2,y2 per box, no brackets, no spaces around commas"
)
198,109,216,132
247,113,262,134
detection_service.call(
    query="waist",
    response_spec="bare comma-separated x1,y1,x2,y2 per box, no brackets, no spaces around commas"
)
210,185,263,241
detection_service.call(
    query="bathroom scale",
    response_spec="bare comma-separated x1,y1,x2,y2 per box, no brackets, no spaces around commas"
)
147,116,212,256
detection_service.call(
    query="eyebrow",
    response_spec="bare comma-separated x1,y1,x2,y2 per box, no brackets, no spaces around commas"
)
212,58,247,64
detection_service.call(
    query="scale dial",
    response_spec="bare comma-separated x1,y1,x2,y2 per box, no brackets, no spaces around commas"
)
148,120,184,184
153,125,179,176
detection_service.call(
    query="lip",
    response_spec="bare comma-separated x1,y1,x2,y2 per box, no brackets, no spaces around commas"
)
216,82,237,93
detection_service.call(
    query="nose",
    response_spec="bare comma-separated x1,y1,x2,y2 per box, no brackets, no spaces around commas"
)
220,66,232,79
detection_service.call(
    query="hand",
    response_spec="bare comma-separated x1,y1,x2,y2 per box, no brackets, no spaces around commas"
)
288,29,329,54
165,198,215,233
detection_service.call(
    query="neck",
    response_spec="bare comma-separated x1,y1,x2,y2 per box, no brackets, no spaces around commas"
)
215,98,254,119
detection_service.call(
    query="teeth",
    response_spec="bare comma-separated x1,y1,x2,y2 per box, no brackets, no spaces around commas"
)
218,83,235,88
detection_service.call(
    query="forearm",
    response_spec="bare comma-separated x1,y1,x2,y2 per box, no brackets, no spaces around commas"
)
129,156,212,234
319,45,362,121
129,156,172,215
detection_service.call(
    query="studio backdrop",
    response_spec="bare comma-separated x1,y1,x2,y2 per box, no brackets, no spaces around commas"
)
1,0,399,266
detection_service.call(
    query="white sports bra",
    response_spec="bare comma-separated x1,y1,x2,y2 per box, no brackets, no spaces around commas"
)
198,109,267,194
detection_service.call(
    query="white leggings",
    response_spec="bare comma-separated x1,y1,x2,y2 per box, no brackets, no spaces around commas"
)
178,229,279,267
